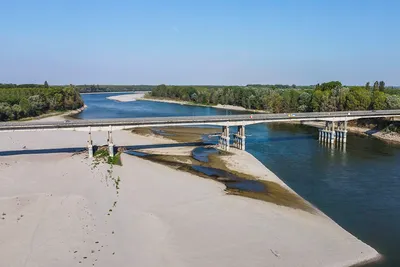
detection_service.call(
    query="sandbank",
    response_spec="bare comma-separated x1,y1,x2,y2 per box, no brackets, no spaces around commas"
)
0,124,381,267
107,94,145,102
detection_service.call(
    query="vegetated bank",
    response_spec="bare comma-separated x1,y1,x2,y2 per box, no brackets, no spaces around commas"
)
75,84,154,93
147,81,400,141
0,83,84,121
150,81,400,112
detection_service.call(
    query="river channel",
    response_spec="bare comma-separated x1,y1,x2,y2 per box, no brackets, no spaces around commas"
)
77,93,400,267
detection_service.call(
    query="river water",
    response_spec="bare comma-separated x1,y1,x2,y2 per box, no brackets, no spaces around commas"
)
78,93,400,267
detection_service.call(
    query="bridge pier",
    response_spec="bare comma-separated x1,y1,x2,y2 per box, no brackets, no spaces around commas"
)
233,125,246,150
107,125,114,157
319,121,348,145
335,121,347,144
88,127,93,158
319,121,335,144
218,126,230,151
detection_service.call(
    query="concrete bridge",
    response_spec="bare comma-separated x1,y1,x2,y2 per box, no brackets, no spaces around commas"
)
1,109,399,157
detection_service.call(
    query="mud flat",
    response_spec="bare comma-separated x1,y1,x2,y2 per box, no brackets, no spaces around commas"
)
0,125,380,267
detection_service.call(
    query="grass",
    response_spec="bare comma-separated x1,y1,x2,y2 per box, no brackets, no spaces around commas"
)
93,147,122,166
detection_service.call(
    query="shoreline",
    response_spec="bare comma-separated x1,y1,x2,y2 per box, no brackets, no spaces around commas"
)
138,95,265,112
16,105,87,122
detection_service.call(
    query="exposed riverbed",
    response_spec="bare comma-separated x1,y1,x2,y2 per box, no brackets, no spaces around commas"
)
74,92,400,267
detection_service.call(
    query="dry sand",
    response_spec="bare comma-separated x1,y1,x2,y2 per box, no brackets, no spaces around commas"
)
107,94,145,102
0,123,381,266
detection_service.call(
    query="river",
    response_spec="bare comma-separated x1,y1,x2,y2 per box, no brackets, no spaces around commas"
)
77,93,400,267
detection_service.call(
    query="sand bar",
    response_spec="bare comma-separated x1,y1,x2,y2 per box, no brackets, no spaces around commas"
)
0,122,380,266
107,93,145,102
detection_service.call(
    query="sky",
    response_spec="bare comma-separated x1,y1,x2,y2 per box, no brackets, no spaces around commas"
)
1,0,399,86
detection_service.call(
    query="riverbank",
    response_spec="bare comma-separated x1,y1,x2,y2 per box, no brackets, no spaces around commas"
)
107,93,261,112
0,120,381,266
140,96,264,112
17,105,87,122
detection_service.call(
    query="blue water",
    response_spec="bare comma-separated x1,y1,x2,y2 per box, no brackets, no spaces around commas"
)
78,93,400,266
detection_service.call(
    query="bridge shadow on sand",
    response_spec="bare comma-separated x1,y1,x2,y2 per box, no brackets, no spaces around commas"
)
0,136,315,157
0,142,209,157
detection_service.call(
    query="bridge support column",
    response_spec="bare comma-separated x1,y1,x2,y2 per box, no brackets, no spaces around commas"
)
233,125,246,150
219,126,230,151
319,121,337,145
330,121,335,144
107,125,114,157
334,121,348,144
88,127,93,158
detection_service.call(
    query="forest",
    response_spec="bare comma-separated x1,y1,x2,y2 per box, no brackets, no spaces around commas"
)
150,81,400,113
0,85,84,121
76,84,154,93
0,83,154,93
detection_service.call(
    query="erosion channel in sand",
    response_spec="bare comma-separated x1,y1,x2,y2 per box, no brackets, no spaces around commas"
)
0,118,380,266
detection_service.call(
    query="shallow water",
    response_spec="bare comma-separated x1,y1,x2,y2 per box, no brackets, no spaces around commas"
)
78,93,400,267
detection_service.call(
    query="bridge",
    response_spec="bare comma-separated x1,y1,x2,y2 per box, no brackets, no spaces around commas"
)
1,109,399,157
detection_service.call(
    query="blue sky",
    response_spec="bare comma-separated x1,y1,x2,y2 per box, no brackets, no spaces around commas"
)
1,0,399,85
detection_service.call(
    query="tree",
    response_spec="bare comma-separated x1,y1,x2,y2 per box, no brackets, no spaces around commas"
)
0,102,13,121
311,90,323,111
365,82,370,91
373,81,379,91
12,104,23,120
386,95,400,109
345,87,371,110
28,95,47,114
19,98,32,116
372,91,387,110
190,92,198,102
319,81,342,91
44,81,49,88
379,81,385,92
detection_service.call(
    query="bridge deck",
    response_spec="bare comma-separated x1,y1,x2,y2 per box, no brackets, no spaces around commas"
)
1,110,400,132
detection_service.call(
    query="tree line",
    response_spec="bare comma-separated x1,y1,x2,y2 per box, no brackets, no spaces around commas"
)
76,84,154,93
150,81,400,113
0,84,84,121
0,83,155,93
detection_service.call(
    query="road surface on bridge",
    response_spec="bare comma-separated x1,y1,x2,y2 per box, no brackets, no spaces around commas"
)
0,109,400,132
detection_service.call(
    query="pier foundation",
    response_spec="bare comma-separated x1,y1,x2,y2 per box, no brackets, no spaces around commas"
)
219,126,230,151
233,125,246,150
318,120,348,145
